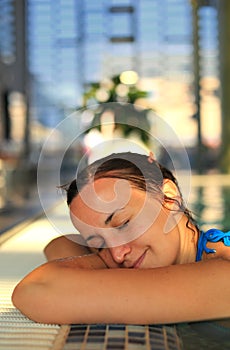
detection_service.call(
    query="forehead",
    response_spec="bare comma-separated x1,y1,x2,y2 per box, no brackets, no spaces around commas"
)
69,177,145,224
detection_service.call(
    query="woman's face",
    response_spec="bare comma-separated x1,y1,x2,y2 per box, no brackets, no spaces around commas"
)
70,177,181,269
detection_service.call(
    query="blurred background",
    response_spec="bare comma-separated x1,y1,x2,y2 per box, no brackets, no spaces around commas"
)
1,0,230,235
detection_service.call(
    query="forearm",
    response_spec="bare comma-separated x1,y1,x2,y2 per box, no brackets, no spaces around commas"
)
12,253,108,323
44,235,119,268
44,234,91,261
12,259,230,325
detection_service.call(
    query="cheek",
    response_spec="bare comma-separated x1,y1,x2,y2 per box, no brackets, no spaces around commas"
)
126,212,165,244
150,230,180,262
140,201,165,230
123,221,151,243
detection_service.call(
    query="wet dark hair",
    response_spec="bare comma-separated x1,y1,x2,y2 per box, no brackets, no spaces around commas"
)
63,152,198,234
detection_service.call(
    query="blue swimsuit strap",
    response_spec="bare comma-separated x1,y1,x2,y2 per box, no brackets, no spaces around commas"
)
196,228,230,262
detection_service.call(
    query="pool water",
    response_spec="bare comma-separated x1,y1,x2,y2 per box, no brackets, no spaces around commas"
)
189,174,230,232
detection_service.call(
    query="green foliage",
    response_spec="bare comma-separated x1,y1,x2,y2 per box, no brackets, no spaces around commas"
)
82,74,151,145
83,74,148,106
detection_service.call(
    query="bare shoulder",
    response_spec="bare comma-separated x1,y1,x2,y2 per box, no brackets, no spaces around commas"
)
204,241,230,260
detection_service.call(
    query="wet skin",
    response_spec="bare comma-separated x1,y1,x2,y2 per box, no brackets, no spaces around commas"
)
70,178,181,269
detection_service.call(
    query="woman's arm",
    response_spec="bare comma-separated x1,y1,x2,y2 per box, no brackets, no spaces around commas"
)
44,234,92,261
44,234,119,268
12,258,230,325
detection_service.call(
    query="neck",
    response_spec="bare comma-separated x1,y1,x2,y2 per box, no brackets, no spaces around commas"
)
176,215,199,264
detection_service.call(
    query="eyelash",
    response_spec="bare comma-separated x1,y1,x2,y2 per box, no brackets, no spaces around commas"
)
117,220,130,230
87,220,130,250
97,246,105,252
98,240,106,251
87,237,105,250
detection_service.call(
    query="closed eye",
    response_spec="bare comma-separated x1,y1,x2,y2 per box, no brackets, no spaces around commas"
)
97,245,105,252
86,235,105,249
117,220,130,230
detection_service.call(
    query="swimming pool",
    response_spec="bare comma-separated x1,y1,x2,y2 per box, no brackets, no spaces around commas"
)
189,174,230,232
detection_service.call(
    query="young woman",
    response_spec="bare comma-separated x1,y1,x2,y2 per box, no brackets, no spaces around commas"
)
12,152,230,325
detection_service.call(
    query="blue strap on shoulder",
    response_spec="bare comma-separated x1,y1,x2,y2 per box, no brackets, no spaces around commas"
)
196,228,230,261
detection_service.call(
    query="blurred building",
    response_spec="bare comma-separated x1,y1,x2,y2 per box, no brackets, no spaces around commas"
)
0,0,28,153
0,0,227,232
0,0,220,167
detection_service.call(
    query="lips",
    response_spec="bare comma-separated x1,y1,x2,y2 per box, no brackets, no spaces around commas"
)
132,250,147,269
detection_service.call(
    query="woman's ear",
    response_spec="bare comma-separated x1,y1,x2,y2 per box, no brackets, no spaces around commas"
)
162,179,181,209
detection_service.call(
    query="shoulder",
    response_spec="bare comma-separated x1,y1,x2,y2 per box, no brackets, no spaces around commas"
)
198,228,230,261
203,241,230,260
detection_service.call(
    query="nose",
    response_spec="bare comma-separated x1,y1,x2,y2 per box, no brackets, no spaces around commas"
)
109,244,131,264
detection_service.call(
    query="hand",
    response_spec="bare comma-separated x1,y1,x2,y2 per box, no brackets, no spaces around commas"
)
98,248,121,268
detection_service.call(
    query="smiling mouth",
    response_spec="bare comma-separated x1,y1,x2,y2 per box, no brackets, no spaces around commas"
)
132,250,147,269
